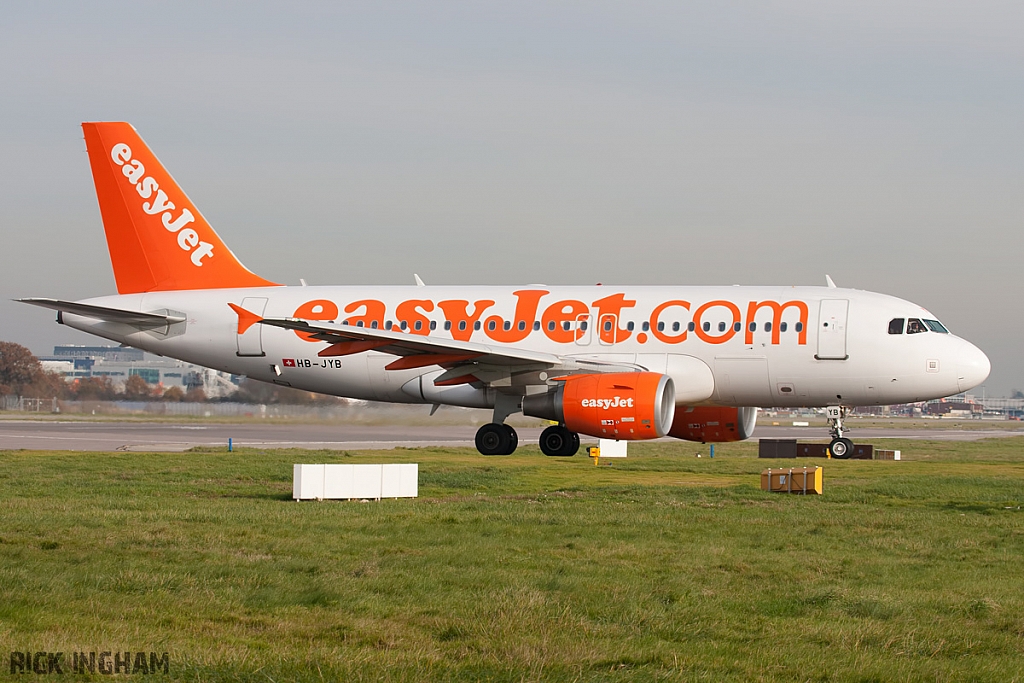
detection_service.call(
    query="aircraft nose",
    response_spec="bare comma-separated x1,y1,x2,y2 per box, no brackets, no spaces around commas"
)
957,340,991,392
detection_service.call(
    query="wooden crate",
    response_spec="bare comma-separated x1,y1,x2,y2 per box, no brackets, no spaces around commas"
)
760,467,823,495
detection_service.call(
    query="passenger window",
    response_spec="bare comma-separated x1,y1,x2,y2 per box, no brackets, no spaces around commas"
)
718,322,726,332
356,321,364,327
603,321,612,332
534,321,541,331
780,322,787,332
518,321,526,331
688,322,695,332
923,319,949,333
795,322,803,332
547,321,555,331
429,320,436,331
487,320,496,331
474,321,481,331
626,321,634,331
563,321,571,331
907,318,927,334
672,322,680,332
642,321,650,332
765,322,772,332
749,322,756,332
734,322,742,332
414,320,422,331
703,322,710,332
503,321,511,331
658,322,665,332
458,321,467,331
580,321,588,331
444,321,451,331
400,321,408,330
888,318,904,335
371,321,378,329
385,321,393,330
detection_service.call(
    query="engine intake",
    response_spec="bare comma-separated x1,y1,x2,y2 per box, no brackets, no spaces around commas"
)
523,372,675,440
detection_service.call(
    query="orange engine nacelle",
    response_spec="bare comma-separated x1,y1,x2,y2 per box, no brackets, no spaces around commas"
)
667,406,757,443
522,372,675,440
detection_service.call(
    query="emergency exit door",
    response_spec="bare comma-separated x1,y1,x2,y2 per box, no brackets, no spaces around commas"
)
816,299,849,360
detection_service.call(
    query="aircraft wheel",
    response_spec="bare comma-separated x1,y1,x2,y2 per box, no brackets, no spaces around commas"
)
503,424,518,455
829,437,854,459
540,425,579,457
476,423,512,456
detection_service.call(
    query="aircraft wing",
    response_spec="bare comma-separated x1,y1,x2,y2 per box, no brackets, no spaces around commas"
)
259,317,640,385
18,298,186,328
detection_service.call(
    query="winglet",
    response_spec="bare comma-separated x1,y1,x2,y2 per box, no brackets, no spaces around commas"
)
825,274,837,288
228,302,262,334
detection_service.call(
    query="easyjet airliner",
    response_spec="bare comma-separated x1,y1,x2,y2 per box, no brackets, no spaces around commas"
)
21,123,990,458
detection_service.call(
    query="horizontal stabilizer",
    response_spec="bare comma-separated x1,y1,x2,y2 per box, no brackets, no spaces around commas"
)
18,298,185,327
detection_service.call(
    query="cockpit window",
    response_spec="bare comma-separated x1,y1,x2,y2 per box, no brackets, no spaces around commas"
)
888,318,904,335
906,318,927,334
923,319,949,333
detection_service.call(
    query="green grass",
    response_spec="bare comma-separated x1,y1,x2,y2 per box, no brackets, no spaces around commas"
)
1,438,1022,681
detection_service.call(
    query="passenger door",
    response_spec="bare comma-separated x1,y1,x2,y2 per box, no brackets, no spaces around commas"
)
816,299,849,360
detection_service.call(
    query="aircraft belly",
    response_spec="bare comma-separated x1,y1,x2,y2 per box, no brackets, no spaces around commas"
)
713,357,773,406
365,354,426,403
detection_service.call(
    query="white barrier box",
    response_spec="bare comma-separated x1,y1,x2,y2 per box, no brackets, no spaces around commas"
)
323,464,353,499
293,463,418,500
293,464,325,500
597,439,628,457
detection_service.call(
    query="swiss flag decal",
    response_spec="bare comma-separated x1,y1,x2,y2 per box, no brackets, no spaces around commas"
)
282,358,296,367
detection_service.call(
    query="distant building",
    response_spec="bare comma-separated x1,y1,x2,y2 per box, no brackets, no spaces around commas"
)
38,345,239,397
51,345,144,362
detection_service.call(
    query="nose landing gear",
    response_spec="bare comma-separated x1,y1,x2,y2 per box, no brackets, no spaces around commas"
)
826,405,854,459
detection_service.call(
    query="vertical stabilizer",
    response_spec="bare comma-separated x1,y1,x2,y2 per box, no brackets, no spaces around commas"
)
82,122,279,293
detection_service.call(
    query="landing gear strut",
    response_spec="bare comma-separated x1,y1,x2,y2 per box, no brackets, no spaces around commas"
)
539,425,580,457
475,423,518,456
826,405,854,459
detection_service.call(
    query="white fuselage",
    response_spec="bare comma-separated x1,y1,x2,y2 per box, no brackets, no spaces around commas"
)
57,284,990,410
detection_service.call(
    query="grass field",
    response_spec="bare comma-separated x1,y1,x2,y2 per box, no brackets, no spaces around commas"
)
1,438,1022,681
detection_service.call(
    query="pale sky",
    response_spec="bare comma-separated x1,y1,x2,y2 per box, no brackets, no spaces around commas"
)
1,2,1021,396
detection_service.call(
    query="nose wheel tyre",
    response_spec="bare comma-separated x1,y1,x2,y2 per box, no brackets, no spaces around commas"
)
539,425,580,457
476,423,518,455
829,437,854,459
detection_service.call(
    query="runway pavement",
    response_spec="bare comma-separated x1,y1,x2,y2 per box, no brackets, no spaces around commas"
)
0,419,1020,452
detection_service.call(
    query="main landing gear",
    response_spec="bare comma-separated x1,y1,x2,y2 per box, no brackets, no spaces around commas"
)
826,405,854,459
539,425,580,457
472,423,581,457
475,423,518,456
473,393,580,457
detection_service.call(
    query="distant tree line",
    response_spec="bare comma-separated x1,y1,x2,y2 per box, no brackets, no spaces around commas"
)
0,341,342,405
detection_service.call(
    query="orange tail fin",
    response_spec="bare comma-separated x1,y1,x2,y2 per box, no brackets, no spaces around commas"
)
82,122,279,293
